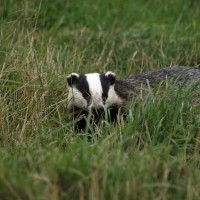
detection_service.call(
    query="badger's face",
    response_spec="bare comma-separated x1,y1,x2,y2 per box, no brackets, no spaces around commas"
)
67,71,120,114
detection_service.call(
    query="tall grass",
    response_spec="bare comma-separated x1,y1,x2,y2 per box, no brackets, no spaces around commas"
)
0,0,200,199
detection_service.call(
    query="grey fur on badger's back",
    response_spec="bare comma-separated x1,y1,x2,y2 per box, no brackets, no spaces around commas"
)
115,66,200,101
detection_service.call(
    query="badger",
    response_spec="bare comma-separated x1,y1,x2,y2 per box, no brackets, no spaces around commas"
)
67,66,200,131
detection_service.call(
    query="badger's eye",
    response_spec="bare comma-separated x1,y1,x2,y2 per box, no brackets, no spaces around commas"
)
82,92,90,99
102,93,108,102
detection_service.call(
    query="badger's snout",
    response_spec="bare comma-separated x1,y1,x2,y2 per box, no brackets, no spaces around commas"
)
90,106,104,124
91,106,104,118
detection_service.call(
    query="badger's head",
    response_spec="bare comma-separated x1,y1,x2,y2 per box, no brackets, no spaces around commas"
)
67,71,120,116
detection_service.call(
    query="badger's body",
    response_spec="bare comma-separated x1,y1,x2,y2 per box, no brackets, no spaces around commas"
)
115,66,200,101
67,66,200,131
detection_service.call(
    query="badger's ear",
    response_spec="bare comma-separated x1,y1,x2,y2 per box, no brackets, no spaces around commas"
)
105,71,116,85
67,73,80,86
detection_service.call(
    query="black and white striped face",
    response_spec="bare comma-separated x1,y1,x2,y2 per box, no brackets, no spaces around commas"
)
67,71,120,113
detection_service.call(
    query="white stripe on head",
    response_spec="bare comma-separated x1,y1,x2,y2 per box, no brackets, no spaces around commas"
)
67,86,87,110
105,85,122,108
85,73,104,110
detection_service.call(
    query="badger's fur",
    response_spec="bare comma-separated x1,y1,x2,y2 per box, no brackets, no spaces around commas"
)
67,66,200,131
67,71,122,130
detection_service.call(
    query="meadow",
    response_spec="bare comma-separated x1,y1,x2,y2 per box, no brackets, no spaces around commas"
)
0,0,200,199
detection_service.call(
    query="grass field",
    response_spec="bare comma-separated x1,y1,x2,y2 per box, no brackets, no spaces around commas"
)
0,0,200,199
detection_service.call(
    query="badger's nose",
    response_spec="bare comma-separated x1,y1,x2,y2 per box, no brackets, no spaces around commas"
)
91,106,104,117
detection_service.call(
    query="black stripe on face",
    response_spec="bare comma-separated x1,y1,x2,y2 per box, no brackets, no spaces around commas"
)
100,74,109,103
76,75,90,103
